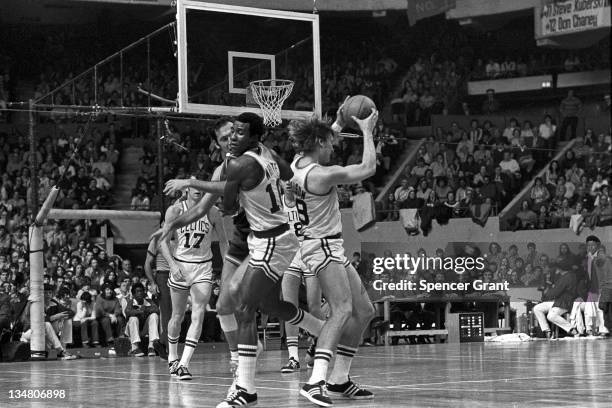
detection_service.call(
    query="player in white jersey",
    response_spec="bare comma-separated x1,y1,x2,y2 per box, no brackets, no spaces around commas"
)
280,189,323,373
160,184,224,381
217,112,326,408
156,118,257,395
288,108,377,406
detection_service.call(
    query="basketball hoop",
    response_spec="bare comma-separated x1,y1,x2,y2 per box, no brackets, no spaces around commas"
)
249,79,294,127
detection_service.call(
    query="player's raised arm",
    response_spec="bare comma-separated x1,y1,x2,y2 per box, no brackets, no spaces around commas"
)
164,178,226,197
319,109,378,187
222,158,244,215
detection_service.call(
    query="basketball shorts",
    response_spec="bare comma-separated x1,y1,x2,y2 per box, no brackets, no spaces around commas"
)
301,237,350,277
248,229,298,283
285,247,315,279
167,258,213,291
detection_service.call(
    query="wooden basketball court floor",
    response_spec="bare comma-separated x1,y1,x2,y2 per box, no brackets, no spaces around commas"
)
2,339,611,407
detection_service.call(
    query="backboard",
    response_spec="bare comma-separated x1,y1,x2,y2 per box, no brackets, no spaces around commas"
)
176,0,321,121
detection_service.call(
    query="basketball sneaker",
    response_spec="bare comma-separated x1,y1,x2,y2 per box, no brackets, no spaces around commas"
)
176,365,193,381
327,377,374,400
168,359,180,376
280,357,300,373
129,346,145,357
216,385,257,407
299,380,332,407
152,339,168,360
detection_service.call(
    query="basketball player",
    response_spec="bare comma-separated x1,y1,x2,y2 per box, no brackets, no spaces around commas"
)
143,232,172,359
280,188,323,373
157,118,254,384
217,112,326,408
160,182,225,380
288,110,377,406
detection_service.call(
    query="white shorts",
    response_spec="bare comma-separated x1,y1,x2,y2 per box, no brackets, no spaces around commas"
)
248,229,298,283
168,258,213,291
285,247,314,279
301,237,350,277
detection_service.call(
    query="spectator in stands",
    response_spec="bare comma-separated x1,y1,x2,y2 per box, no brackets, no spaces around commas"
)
394,179,411,206
533,263,579,339
515,200,537,230
45,286,75,351
19,286,77,360
124,282,159,357
559,90,582,141
95,284,125,345
131,191,150,210
73,291,99,347
530,177,550,206
481,89,500,114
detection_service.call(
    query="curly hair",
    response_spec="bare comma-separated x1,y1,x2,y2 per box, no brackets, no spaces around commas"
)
288,116,333,153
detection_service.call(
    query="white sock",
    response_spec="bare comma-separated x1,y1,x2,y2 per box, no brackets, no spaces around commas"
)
168,335,179,362
230,349,239,362
287,309,324,337
286,336,299,361
308,348,332,384
179,337,197,368
328,344,357,384
237,344,258,393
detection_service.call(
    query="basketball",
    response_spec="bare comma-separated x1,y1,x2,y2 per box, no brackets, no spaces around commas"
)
340,95,377,130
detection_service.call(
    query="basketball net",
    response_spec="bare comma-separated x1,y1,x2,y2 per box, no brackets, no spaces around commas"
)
249,79,294,127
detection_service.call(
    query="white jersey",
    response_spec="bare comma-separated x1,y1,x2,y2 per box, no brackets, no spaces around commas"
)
173,200,214,263
283,194,304,240
290,154,342,239
239,144,287,232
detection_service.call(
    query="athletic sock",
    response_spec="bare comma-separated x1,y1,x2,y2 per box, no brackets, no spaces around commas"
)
168,335,179,362
179,337,198,367
230,349,239,363
328,344,357,384
286,336,299,361
237,344,258,394
308,348,333,384
287,308,324,337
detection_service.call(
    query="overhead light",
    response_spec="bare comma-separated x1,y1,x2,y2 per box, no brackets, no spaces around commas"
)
541,81,552,88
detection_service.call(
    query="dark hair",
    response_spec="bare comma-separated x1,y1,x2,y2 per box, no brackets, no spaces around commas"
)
236,112,264,139
80,291,92,302
288,116,333,153
586,235,601,244
131,282,145,295
57,286,71,299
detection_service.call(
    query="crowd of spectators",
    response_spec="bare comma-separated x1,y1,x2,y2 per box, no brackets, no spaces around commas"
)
512,133,611,231
468,27,609,80
0,118,125,355
382,114,560,232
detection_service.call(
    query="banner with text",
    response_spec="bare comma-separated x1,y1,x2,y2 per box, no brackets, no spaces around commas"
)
538,0,611,38
407,0,456,26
